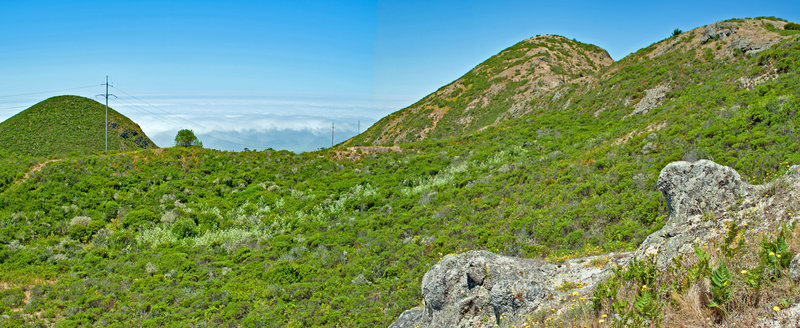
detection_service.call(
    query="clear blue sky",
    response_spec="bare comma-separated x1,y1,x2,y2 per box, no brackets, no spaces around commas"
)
1,0,798,151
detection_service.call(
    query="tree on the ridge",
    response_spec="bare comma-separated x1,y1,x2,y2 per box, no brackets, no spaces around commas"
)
174,129,202,148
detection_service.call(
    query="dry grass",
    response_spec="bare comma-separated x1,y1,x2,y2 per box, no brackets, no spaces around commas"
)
666,281,711,327
535,222,800,327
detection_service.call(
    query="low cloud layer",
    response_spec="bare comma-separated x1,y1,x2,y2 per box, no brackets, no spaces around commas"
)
113,95,400,152
0,94,405,153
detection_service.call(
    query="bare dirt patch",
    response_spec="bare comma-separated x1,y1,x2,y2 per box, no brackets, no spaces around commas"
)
16,159,62,185
613,122,667,146
331,146,403,161
0,279,57,313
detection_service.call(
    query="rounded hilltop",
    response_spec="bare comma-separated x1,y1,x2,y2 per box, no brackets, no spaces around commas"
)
347,34,613,146
0,95,156,157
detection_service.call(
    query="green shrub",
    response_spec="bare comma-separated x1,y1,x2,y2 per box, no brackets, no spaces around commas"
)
633,290,660,319
0,288,25,312
102,201,119,220
122,209,159,229
68,223,91,241
761,229,792,277
67,216,103,242
266,262,317,284
192,211,222,230
709,260,732,313
383,266,402,279
171,218,198,238
785,22,800,30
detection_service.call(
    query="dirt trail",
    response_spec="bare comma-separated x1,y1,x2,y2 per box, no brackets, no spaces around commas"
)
330,146,402,161
0,279,57,312
16,159,61,185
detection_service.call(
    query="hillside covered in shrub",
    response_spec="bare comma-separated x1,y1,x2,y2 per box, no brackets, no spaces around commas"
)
0,95,155,158
0,17,799,326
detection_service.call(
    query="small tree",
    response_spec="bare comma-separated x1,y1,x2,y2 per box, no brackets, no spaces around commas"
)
175,129,202,148
672,28,683,37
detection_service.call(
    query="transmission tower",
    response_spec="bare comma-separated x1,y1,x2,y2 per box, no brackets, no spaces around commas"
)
96,76,116,152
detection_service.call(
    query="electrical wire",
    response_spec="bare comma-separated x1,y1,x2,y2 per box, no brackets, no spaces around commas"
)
0,84,102,98
0,105,28,111
0,83,259,149
110,86,252,148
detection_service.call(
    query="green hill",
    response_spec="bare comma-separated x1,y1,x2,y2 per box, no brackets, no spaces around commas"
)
0,95,156,157
347,17,797,147
345,34,613,146
0,18,798,327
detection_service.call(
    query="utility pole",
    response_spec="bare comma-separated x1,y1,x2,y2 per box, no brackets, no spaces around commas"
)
331,121,334,148
97,76,115,152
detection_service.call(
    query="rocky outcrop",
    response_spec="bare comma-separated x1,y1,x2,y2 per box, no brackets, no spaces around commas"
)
644,18,793,60
738,69,779,90
631,85,670,116
657,160,757,223
790,253,800,283
390,251,630,328
701,21,779,56
635,160,764,267
391,160,800,326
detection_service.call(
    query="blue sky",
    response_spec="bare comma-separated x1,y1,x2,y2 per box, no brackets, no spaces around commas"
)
1,1,798,151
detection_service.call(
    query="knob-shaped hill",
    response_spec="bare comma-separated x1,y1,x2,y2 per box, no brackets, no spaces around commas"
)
345,35,612,146
0,95,156,157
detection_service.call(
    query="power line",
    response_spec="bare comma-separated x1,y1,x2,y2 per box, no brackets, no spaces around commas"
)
0,84,101,98
109,85,252,148
0,105,28,111
113,98,252,148
96,76,116,152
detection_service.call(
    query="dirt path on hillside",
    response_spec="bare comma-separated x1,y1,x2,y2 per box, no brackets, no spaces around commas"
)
16,159,62,185
1,279,57,321
330,146,402,161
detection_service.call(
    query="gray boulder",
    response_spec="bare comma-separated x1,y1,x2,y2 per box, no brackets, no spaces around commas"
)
637,160,758,267
388,307,424,328
656,160,756,224
702,22,736,44
390,250,630,327
418,250,548,327
790,253,800,283
632,85,670,115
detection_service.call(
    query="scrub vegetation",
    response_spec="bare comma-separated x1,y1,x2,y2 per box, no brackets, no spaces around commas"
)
0,18,799,326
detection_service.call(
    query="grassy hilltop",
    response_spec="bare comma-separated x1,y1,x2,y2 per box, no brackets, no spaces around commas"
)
0,17,798,326
0,95,155,157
